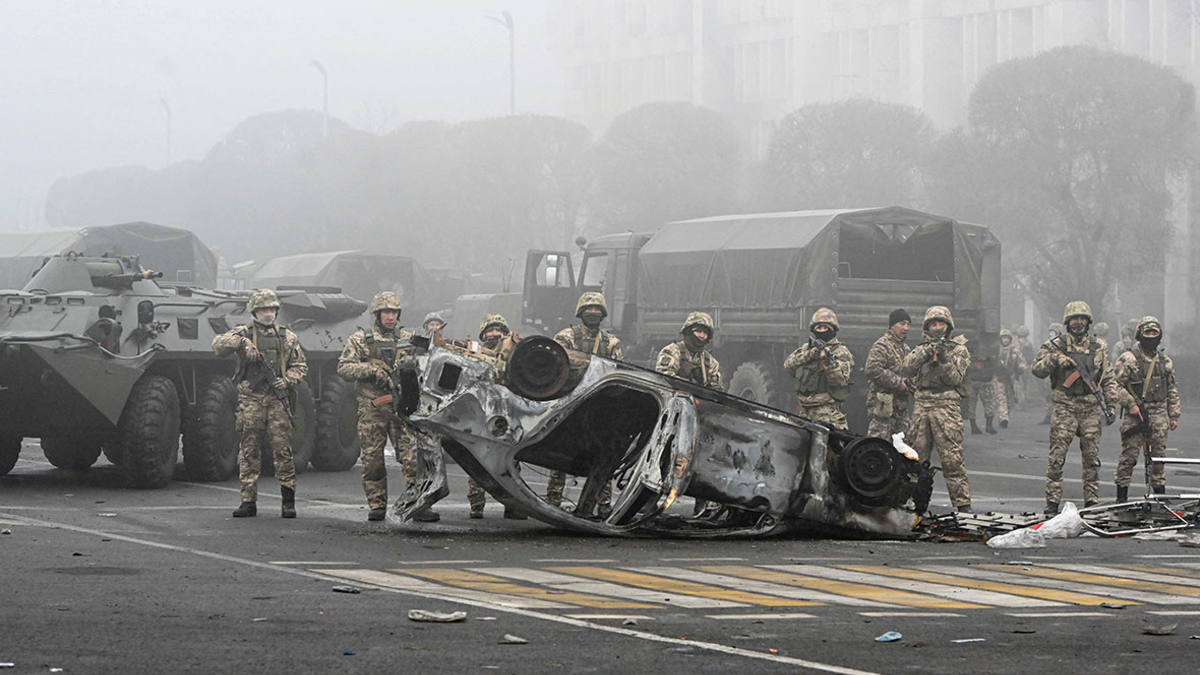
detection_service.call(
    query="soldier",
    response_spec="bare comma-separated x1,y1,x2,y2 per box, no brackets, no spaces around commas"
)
1112,317,1181,501
784,308,854,430
994,328,1026,428
1031,301,1119,515
657,311,722,515
964,344,1000,435
422,311,446,335
547,292,624,513
469,314,526,520
1112,318,1139,362
212,289,308,519
336,292,439,523
1015,325,1035,410
656,312,722,390
900,306,973,513
864,309,913,439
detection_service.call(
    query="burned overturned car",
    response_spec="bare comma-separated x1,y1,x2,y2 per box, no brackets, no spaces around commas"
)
395,335,935,538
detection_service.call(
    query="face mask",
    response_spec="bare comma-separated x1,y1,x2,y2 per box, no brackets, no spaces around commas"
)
1138,335,1162,352
255,311,277,326
1069,322,1088,336
482,334,502,350
581,312,603,329
927,326,947,339
812,329,833,342
683,331,707,353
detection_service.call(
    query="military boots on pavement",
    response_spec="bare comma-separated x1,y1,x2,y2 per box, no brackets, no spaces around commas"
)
281,486,297,518
233,501,257,518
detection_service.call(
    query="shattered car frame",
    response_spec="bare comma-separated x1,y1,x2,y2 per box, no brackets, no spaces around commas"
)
395,335,934,538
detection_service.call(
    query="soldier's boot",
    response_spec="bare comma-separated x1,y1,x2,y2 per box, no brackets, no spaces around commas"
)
1116,486,1129,503
503,505,528,520
999,418,1009,429
1044,501,1060,517
281,486,297,519
969,418,983,435
412,507,441,522
469,504,484,519
232,501,257,518
957,504,973,514
1153,485,1167,495
1084,499,1098,508
985,416,997,434
367,508,386,521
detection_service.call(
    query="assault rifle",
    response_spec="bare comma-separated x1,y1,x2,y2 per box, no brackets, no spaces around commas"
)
1052,340,1115,424
245,353,294,423
369,336,428,418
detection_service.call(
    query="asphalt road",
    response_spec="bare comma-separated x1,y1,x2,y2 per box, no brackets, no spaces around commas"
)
4,406,1200,675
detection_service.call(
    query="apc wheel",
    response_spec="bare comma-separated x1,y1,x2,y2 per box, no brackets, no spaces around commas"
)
116,375,181,489
261,380,316,476
41,436,103,470
182,378,239,481
727,360,784,409
311,376,360,472
0,434,21,476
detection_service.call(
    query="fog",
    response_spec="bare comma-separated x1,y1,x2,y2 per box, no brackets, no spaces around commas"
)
0,0,562,229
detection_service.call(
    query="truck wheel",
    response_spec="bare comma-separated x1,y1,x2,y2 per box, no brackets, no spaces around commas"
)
0,434,21,476
259,381,316,476
182,378,239,482
728,361,784,409
311,377,360,471
41,436,103,470
116,375,181,489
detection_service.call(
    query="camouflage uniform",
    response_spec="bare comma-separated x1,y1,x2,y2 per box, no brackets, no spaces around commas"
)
547,292,624,509
1112,319,1139,362
995,329,1027,426
468,314,525,517
336,292,416,514
656,312,723,390
1030,302,1119,510
900,306,972,510
212,290,308,508
783,308,854,430
1015,325,1035,410
1112,317,1180,494
964,345,1001,433
864,327,911,439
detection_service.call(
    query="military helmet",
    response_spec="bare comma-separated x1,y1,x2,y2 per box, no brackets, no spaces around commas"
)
575,292,608,318
1049,322,1064,335
478,313,510,339
1093,321,1110,337
809,307,839,331
681,311,715,335
1122,318,1140,337
369,291,402,314
1000,328,1013,341
1015,325,1030,338
422,311,445,328
248,289,281,313
1137,316,1162,337
922,305,954,330
1062,300,1093,323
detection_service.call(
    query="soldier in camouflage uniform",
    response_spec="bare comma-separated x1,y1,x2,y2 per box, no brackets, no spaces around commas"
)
336,292,439,523
1112,318,1139,362
468,314,527,520
212,289,308,518
657,311,722,515
964,346,1000,435
994,329,1026,429
422,312,446,335
864,309,913,439
900,306,974,513
1112,317,1181,501
1015,325,1035,410
547,293,624,513
784,308,855,430
1031,301,1119,515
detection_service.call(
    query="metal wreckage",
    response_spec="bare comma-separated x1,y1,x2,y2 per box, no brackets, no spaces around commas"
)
391,333,937,538
389,335,1200,540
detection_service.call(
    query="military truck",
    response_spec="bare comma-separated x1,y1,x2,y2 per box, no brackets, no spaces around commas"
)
0,253,366,486
522,207,1002,432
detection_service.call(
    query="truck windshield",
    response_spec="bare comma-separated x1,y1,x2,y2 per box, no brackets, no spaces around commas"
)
580,251,609,291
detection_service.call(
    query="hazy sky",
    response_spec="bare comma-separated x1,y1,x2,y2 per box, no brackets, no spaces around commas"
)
0,0,563,230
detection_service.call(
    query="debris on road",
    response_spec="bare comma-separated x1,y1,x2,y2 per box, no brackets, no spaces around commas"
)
985,527,1045,549
331,585,362,594
874,630,902,643
499,634,529,645
96,512,118,517
622,618,638,626
1143,623,1178,636
408,610,467,623
951,638,985,643
1100,603,1127,610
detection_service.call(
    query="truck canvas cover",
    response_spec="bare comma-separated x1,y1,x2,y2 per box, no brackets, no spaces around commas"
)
251,250,437,310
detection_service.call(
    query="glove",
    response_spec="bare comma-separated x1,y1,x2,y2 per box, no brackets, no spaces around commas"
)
272,377,288,391
242,338,259,360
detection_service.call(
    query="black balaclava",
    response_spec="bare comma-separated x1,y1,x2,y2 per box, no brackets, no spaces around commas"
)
682,327,708,353
1138,332,1162,353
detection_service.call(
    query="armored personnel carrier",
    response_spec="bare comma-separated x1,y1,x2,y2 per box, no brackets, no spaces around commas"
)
0,253,366,487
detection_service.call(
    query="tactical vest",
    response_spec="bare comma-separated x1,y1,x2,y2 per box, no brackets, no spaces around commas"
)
363,330,398,368
1129,352,1170,404
912,344,968,397
674,344,708,386
1049,336,1102,396
795,343,851,402
571,324,611,357
237,325,287,386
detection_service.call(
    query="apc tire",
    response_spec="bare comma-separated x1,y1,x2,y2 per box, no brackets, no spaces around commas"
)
116,375,181,489
311,376,360,472
260,380,316,476
41,436,103,470
727,360,784,409
0,434,21,476
182,377,239,481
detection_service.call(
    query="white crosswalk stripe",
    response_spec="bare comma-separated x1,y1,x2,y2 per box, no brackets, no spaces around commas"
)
920,565,1197,605
319,568,574,609
760,565,1063,608
473,568,746,608
627,566,897,608
1042,563,1200,589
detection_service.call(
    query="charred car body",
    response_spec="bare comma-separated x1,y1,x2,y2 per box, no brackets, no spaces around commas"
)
0,253,367,486
396,334,934,538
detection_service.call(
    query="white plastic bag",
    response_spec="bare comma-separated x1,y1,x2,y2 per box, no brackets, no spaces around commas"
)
1033,501,1085,539
986,527,1047,549
891,432,919,461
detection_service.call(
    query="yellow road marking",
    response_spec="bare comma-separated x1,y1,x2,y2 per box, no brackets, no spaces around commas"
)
700,565,982,609
397,568,659,609
840,565,1134,607
1115,564,1200,582
548,567,819,607
980,564,1200,598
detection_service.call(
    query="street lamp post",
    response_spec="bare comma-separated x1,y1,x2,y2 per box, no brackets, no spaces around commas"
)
486,10,515,116
160,98,172,165
311,59,329,138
